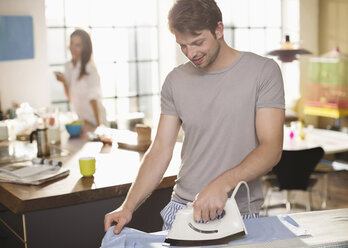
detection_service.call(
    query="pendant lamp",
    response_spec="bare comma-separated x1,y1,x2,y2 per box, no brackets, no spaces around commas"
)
267,35,311,62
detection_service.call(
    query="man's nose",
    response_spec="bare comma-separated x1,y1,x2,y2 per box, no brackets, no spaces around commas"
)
186,46,196,60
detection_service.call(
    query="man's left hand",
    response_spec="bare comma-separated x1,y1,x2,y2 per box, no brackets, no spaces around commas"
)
193,176,230,222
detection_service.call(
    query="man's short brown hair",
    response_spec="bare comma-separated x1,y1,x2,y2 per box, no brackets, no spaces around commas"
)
168,0,222,36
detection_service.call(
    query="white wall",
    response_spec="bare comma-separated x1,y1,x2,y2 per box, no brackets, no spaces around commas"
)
0,0,50,111
299,0,319,118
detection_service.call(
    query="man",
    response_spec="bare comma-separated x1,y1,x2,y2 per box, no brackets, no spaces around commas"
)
104,0,285,234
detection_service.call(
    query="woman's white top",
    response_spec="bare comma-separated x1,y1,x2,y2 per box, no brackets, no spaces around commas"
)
64,60,107,126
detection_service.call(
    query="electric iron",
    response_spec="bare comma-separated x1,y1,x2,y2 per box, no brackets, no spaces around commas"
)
164,181,251,247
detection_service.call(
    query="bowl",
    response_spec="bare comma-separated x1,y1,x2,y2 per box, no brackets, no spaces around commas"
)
65,121,84,137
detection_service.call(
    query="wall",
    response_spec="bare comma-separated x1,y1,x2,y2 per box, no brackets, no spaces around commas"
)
318,0,348,129
298,0,319,125
0,0,50,112
319,0,348,53
303,0,348,129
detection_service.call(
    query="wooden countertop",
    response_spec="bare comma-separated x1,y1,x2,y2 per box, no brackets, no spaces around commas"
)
0,126,181,214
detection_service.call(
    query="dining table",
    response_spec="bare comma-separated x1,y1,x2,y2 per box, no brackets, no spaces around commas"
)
282,125,348,209
283,125,348,155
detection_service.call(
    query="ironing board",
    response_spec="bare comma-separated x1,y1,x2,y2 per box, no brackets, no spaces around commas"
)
101,208,348,248
233,208,348,248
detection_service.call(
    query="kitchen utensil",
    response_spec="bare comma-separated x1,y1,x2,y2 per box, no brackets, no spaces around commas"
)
30,128,50,157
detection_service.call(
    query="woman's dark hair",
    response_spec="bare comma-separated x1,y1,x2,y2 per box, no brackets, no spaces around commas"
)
71,29,93,80
168,0,222,36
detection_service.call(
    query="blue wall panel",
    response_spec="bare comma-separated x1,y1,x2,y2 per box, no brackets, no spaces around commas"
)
0,15,34,62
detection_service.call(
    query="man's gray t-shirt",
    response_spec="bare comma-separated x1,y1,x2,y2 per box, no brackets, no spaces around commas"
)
161,52,285,214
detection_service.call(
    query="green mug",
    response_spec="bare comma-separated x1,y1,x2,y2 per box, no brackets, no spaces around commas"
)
79,157,96,177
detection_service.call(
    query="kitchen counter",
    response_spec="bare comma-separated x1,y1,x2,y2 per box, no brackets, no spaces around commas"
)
0,125,181,248
0,126,180,214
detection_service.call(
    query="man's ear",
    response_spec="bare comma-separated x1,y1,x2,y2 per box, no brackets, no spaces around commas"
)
215,21,224,39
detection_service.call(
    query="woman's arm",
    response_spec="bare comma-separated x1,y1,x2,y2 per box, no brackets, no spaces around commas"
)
54,72,70,101
90,99,101,126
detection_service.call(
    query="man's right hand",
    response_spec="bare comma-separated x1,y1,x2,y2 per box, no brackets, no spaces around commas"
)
54,71,66,83
104,206,133,234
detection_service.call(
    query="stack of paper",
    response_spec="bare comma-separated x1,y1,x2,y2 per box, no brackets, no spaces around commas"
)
0,162,69,185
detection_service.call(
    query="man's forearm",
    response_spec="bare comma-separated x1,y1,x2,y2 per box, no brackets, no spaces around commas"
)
221,108,285,191
222,140,282,192
192,108,284,222
121,143,173,213
104,114,181,233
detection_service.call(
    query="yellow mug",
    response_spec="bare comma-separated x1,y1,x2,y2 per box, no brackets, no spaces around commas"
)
79,157,96,177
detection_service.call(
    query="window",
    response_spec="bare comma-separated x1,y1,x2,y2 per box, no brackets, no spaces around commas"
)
45,0,160,127
45,0,299,128
217,0,300,109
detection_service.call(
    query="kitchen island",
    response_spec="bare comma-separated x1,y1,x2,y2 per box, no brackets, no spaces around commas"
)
0,126,181,248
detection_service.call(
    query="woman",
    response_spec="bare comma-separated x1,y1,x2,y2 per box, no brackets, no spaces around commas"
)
55,29,107,126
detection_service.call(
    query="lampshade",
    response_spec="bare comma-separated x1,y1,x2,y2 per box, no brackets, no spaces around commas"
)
267,35,312,62
267,49,312,62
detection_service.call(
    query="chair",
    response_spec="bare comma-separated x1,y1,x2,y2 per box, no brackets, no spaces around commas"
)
263,147,324,215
